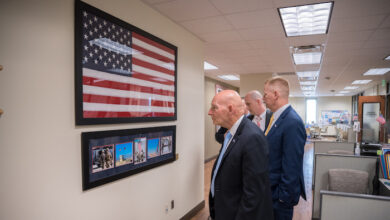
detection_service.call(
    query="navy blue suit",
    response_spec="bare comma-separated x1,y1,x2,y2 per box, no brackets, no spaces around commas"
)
209,117,274,220
265,106,307,220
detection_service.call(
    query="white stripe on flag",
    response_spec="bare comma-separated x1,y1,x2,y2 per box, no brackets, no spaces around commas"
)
83,85,175,102
83,102,175,113
133,53,175,71
132,37,175,60
132,65,175,81
83,68,175,92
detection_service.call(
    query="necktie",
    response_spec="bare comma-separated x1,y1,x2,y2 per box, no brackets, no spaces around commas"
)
211,131,232,197
254,116,261,128
265,114,274,136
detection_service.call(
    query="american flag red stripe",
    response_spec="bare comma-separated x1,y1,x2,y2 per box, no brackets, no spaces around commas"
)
132,44,174,64
132,58,174,76
132,32,175,55
83,94,175,107
84,111,174,118
83,76,175,96
131,72,174,86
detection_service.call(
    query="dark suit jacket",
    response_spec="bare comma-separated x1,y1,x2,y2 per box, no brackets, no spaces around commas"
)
265,106,307,207
209,117,274,220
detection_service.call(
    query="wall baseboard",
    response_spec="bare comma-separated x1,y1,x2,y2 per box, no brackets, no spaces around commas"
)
180,200,205,220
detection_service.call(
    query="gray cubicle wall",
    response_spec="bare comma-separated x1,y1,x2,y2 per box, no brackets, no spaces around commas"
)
312,142,355,187
314,141,355,155
320,190,390,220
312,153,377,219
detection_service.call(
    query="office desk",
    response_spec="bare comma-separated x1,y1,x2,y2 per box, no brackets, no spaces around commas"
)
379,178,390,196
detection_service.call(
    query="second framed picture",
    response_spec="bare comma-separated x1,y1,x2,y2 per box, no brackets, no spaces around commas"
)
82,125,176,190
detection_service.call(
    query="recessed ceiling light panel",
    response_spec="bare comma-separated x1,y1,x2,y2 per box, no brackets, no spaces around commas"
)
352,80,372,85
293,52,322,64
278,2,333,37
218,74,240,81
344,86,358,90
204,61,218,70
297,71,319,78
363,68,390,76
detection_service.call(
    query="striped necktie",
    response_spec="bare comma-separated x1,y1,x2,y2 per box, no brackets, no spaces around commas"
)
265,114,274,136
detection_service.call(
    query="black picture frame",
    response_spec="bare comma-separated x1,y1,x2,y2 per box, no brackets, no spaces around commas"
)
82,125,176,190
75,1,177,125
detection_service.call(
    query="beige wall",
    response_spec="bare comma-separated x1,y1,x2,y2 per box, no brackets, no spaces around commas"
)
204,77,238,160
0,1,204,219
239,73,273,96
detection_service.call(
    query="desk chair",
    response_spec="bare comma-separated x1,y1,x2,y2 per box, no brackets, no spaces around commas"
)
328,168,369,194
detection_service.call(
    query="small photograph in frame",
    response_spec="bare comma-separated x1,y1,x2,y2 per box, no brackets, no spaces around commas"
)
161,136,172,155
134,137,147,164
115,142,133,167
147,138,160,159
92,144,114,173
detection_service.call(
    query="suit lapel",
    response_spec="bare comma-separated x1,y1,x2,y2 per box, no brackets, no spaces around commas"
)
219,117,247,165
267,106,291,136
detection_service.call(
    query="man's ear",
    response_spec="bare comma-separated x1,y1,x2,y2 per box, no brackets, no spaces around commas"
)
228,104,233,112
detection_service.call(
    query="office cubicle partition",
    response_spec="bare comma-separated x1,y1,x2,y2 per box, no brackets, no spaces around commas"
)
312,153,377,219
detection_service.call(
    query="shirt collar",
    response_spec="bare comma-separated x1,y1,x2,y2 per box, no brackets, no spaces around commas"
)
259,111,266,120
229,115,244,137
273,104,290,122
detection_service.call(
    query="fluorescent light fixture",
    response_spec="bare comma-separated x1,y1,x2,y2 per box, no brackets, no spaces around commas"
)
339,91,349,94
278,2,333,37
344,86,359,90
352,80,372,85
299,76,317,81
384,55,390,60
204,61,218,70
300,80,317,86
218,75,239,81
335,94,344,96
297,71,319,78
293,52,322,64
303,91,315,96
301,85,316,91
363,68,390,76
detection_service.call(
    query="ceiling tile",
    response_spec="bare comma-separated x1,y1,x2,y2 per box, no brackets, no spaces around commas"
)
211,0,274,14
180,16,233,35
330,15,387,32
224,9,280,29
238,26,284,40
331,0,390,19
327,30,373,43
199,30,243,43
205,41,252,52
153,0,221,22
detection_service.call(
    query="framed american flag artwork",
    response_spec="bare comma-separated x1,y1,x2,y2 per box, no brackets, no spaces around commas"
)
75,1,177,125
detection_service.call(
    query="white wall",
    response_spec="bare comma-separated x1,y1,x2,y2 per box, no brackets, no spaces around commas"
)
0,1,204,219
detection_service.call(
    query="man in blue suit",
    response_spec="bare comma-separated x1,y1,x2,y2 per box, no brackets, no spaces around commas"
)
208,90,273,220
263,77,307,220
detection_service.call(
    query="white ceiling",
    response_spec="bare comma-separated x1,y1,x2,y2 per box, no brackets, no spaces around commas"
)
142,0,390,97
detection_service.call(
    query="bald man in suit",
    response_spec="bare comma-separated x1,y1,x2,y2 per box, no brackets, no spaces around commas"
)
208,90,273,220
